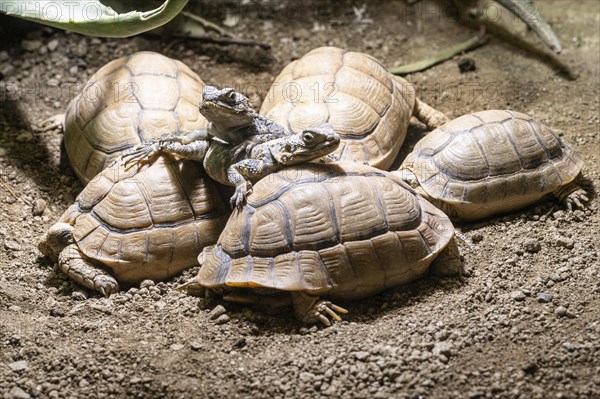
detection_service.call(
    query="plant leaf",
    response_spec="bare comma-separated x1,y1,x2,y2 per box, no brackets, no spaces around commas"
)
0,0,189,37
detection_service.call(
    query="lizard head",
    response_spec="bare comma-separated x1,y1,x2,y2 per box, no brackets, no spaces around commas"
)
273,123,340,165
200,86,257,130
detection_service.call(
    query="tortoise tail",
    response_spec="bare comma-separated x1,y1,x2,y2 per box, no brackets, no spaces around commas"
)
413,98,449,130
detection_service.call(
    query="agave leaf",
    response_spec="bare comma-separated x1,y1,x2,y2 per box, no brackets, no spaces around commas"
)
495,0,562,53
0,0,188,38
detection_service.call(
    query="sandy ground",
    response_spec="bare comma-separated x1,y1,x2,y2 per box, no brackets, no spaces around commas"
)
1,1,599,398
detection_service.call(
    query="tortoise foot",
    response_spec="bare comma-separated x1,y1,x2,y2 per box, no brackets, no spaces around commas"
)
59,244,120,297
292,292,348,326
36,114,64,132
554,183,589,211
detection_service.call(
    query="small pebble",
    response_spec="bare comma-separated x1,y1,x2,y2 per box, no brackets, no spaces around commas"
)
71,291,87,301
170,343,185,351
554,306,567,317
140,279,155,289
33,199,47,216
47,39,59,51
190,341,203,351
209,305,227,320
21,40,42,52
353,351,370,361
214,314,230,325
9,360,28,372
562,342,575,352
511,291,526,302
50,308,65,317
471,233,484,243
4,240,22,251
537,292,553,303
8,387,30,399
458,58,477,73
523,238,541,253
556,236,574,249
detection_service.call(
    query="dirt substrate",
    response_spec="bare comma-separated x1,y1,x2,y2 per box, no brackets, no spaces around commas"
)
0,1,599,398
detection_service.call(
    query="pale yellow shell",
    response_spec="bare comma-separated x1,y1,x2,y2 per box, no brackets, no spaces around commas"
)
65,156,229,284
260,47,416,170
64,51,208,184
198,162,454,300
399,110,584,220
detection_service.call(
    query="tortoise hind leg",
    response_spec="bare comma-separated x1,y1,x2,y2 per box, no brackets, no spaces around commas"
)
413,98,449,130
291,292,348,327
553,182,589,211
430,238,463,278
59,244,119,296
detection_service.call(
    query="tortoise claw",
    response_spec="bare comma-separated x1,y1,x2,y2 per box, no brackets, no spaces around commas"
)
308,300,348,327
564,188,589,211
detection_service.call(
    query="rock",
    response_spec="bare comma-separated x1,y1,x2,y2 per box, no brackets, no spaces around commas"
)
170,343,185,351
71,291,87,301
562,342,575,352
9,360,28,372
21,40,42,52
79,378,89,387
4,240,22,251
353,351,370,361
556,236,575,249
49,308,65,317
523,239,541,253
47,40,59,51
537,293,553,303
214,314,230,325
521,361,538,374
209,305,227,320
140,279,155,289
0,51,8,62
471,233,483,243
8,387,30,399
510,291,526,302
190,341,203,351
0,63,15,79
554,306,567,317
33,199,47,216
432,342,453,357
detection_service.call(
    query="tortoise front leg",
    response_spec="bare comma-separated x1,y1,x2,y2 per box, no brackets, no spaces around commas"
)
291,292,348,327
36,113,65,132
59,244,119,297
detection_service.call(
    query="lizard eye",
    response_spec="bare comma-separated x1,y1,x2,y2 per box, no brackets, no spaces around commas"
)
284,143,293,152
302,132,315,143
228,91,237,101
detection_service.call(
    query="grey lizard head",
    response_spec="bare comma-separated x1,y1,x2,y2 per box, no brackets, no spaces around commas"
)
200,86,257,130
272,123,340,165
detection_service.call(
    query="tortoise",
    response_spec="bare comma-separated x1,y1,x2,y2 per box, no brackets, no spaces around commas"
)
39,155,230,296
58,51,209,184
259,46,449,170
395,110,588,221
191,162,461,325
123,123,341,209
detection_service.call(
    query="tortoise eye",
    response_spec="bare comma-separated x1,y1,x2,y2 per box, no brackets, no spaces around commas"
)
302,132,315,143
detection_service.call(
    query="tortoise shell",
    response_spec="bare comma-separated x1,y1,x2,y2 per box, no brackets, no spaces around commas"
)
61,156,229,284
260,47,416,170
64,51,208,184
398,110,584,220
198,162,454,301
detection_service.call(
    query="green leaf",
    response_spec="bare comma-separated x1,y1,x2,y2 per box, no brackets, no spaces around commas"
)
0,0,189,38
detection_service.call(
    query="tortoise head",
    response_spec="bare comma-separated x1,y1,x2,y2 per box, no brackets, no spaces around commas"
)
39,222,75,256
200,86,257,130
272,124,340,165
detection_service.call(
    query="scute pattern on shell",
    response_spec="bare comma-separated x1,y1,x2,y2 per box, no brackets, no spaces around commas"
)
64,51,208,184
70,156,229,284
198,163,454,301
260,47,416,169
399,110,584,220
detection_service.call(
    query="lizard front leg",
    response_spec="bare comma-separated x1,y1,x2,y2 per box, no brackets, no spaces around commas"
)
123,134,210,167
227,159,276,209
